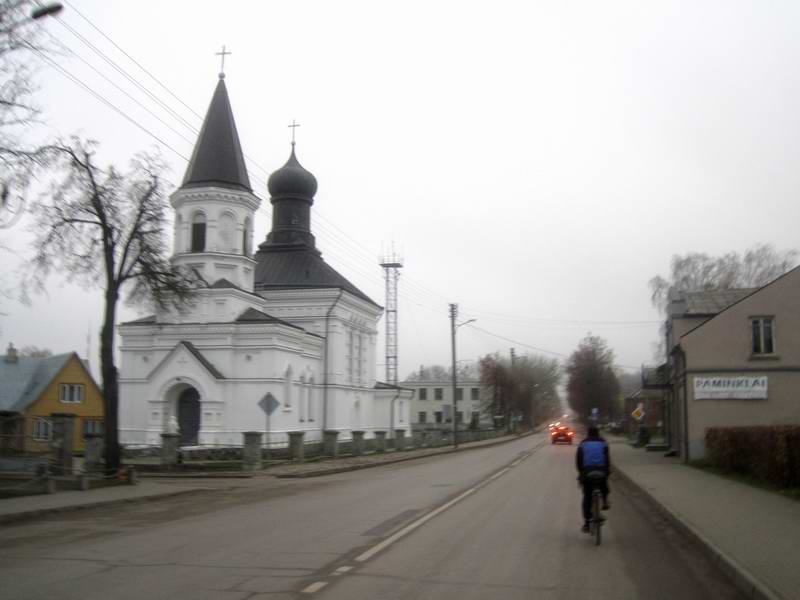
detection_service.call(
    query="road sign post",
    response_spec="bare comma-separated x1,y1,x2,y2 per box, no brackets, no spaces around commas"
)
258,393,280,463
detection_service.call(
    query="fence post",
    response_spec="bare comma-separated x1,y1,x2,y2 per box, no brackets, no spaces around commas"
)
160,433,180,468
323,430,340,458
83,433,104,473
374,430,387,453
394,429,406,451
50,413,76,476
288,431,305,462
351,431,365,455
242,431,263,471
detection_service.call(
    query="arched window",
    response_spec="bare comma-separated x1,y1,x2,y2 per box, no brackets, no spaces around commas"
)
242,217,252,256
175,214,183,252
191,212,206,252
298,375,306,422
283,364,293,409
308,377,315,422
218,212,235,253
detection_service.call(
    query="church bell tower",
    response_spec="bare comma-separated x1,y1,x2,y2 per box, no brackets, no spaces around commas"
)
170,73,261,290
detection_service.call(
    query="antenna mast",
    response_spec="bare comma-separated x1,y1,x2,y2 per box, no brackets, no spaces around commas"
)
380,246,403,385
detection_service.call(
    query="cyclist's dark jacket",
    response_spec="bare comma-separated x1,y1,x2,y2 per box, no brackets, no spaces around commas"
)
576,436,610,475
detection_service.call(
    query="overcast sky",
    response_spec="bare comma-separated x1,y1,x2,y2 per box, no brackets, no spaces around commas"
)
2,0,800,380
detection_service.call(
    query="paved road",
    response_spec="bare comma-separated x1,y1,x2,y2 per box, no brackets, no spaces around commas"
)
0,434,743,599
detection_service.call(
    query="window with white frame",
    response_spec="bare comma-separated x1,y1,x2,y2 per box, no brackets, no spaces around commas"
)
59,383,84,404
418,388,427,400
471,387,479,401
283,365,293,408
751,317,775,355
33,417,52,441
418,411,427,423
308,377,315,421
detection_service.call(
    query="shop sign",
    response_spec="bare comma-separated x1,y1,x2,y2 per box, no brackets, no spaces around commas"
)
694,376,768,399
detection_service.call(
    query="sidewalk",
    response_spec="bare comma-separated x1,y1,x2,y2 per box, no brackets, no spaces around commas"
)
0,432,529,525
610,437,800,600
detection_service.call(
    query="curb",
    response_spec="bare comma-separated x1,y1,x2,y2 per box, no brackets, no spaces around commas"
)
0,488,206,527
272,432,534,478
614,465,783,600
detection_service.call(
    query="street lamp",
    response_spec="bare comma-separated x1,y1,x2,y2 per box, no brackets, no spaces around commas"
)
449,302,475,449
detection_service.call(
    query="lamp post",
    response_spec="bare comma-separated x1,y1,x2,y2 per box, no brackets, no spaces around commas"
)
449,302,475,449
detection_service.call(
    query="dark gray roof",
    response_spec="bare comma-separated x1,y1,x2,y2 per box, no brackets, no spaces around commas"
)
121,314,157,325
178,341,224,379
181,77,251,192
253,246,380,308
0,353,77,412
673,288,757,316
235,307,308,332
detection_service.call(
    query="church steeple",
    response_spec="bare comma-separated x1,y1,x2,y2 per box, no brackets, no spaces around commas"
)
181,76,251,192
263,143,318,248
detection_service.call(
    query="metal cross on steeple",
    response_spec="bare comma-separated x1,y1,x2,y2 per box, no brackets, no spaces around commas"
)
288,119,301,145
215,45,232,76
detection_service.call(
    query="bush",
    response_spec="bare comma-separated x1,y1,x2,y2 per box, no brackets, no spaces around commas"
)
705,425,800,488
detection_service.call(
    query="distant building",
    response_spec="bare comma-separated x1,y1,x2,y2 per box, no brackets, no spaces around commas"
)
405,379,491,431
645,267,800,460
0,344,104,454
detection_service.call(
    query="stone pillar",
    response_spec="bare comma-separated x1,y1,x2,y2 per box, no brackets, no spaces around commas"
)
374,430,387,453
160,433,180,467
50,413,75,476
288,431,305,461
351,431,365,455
83,433,104,473
242,431,263,471
323,430,340,458
394,429,406,451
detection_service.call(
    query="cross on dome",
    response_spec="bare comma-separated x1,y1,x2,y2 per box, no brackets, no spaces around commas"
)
215,45,231,78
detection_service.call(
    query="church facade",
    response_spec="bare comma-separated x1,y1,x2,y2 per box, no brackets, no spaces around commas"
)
118,75,412,447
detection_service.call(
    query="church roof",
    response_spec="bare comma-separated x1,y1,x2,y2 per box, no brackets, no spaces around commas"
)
253,246,381,308
235,307,311,333
178,341,225,379
181,76,251,192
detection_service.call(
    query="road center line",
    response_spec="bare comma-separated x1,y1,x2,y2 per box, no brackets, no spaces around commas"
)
301,581,329,594
354,441,542,563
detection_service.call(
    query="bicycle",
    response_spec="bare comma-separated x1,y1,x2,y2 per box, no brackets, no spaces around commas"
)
584,470,606,546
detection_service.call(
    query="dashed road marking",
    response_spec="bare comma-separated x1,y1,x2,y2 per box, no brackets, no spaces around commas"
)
332,566,353,576
301,581,329,594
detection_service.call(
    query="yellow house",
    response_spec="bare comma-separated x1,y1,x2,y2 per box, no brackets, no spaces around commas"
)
0,344,104,454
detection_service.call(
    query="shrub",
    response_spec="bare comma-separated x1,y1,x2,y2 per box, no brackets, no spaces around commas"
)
705,425,800,488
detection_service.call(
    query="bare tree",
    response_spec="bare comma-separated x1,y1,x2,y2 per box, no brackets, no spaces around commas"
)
0,0,58,229
19,345,52,357
649,244,798,313
25,138,200,473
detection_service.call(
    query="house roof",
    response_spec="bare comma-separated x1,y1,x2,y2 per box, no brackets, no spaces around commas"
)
0,352,78,413
680,265,800,339
253,246,380,308
181,76,251,192
673,288,757,316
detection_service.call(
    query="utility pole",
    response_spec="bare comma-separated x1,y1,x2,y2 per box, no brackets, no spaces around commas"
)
450,303,458,448
509,347,516,432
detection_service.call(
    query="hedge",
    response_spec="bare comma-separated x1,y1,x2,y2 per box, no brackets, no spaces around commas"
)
705,425,800,488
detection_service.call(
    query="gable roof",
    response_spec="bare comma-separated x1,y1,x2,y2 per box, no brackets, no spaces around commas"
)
673,288,757,316
181,77,251,192
253,246,380,308
681,266,800,340
0,352,81,413
148,341,225,380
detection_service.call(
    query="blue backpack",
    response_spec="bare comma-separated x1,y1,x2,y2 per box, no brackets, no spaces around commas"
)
582,440,607,468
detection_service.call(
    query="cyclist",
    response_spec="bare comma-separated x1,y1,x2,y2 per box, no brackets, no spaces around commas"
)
576,425,610,533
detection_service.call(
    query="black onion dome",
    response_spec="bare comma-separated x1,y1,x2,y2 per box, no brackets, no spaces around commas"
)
267,145,317,200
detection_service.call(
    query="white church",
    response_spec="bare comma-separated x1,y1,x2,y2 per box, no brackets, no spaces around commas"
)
118,74,412,447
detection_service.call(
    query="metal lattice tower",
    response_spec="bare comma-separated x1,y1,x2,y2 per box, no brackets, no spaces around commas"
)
380,250,403,385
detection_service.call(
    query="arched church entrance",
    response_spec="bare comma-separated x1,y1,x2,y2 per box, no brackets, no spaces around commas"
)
177,387,201,446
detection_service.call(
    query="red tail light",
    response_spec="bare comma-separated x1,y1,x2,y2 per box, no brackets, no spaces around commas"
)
568,432,574,436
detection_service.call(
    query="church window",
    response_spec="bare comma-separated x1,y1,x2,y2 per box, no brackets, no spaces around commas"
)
283,365,293,409
219,212,235,252
299,375,306,421
243,217,252,256
355,332,363,384
347,330,354,383
308,378,315,421
191,212,206,252
399,399,404,422
175,214,183,252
